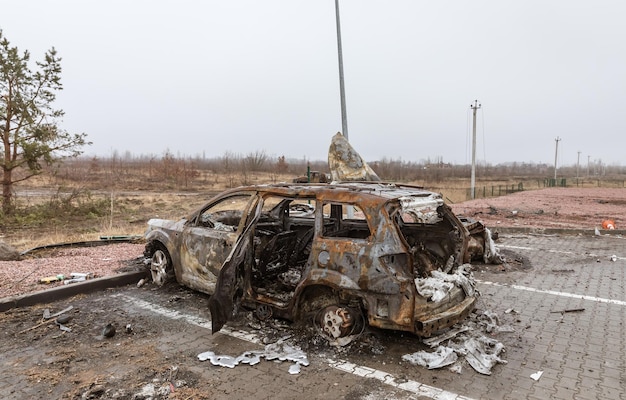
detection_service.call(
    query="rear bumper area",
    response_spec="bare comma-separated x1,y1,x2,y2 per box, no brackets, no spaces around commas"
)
414,296,477,337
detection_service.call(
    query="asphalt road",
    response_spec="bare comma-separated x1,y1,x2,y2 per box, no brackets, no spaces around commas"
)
1,232,625,399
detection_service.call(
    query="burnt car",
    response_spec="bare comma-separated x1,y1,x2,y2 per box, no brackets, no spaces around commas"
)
144,182,497,339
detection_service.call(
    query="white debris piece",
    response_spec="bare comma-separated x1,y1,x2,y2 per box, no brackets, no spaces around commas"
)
483,228,502,264
479,310,515,334
402,346,458,369
198,339,308,374
530,371,544,381
415,276,454,302
449,363,463,374
463,336,507,375
415,263,476,301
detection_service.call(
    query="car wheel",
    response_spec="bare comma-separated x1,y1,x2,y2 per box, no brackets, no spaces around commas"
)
316,305,361,339
255,304,273,321
150,245,173,286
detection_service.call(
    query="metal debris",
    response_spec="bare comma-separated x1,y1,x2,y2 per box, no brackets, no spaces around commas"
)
479,310,515,334
483,228,503,264
19,306,74,334
463,336,507,375
550,308,585,314
423,326,470,348
198,339,309,374
402,346,458,369
56,322,72,332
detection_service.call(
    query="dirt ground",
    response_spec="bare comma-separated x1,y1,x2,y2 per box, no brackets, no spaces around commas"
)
450,187,625,231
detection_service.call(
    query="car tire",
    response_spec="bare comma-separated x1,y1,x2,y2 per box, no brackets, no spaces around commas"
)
149,244,174,286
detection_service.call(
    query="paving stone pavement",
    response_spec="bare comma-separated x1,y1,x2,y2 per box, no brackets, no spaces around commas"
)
473,233,626,400
0,233,624,399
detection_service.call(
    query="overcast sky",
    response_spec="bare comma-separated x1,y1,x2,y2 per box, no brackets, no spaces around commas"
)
3,1,625,166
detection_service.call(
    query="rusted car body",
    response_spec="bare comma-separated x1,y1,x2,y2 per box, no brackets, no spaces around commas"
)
144,182,494,338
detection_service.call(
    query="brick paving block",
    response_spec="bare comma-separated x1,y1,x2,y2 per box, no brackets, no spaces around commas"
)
562,357,583,371
512,376,536,391
556,376,580,391
550,342,568,355
542,358,563,371
533,375,558,391
560,366,582,382
483,385,512,399
531,385,557,399
526,350,547,363
601,349,624,365
600,366,622,380
599,385,622,400
532,343,549,354
600,375,623,391
553,385,578,400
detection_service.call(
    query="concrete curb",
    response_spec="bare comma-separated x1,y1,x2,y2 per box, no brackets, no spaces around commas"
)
0,270,150,312
492,227,626,236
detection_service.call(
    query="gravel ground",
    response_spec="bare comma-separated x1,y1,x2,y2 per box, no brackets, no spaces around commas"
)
0,243,145,299
2,187,624,299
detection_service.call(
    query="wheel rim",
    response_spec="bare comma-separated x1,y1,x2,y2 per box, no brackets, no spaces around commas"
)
255,304,273,321
318,305,355,339
150,249,169,286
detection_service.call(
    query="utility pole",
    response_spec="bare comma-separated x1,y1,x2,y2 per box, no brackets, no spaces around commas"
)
335,0,349,140
553,137,561,181
470,100,481,199
587,155,590,177
577,151,581,182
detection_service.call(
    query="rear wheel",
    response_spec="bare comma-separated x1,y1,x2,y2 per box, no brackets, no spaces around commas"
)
315,304,364,342
150,245,174,286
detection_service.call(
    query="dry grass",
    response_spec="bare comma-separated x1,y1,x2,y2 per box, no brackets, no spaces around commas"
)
3,191,213,251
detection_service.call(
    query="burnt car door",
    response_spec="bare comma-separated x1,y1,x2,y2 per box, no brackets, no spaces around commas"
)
208,197,263,333
178,192,256,294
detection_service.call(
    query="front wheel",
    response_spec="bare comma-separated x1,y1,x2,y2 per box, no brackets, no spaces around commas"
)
150,245,174,286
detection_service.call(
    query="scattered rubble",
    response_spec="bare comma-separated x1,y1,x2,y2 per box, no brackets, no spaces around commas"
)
402,309,513,375
401,346,458,369
198,338,309,374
